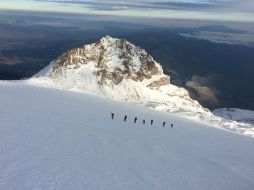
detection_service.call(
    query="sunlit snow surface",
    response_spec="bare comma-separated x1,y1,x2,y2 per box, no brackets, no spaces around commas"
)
0,81,254,190
28,73,254,138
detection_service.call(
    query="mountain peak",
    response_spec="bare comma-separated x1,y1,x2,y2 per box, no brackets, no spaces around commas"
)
99,35,117,43
98,35,118,47
41,36,165,86
33,36,209,117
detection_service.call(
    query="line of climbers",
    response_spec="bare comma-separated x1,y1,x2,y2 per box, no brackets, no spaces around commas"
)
111,113,173,128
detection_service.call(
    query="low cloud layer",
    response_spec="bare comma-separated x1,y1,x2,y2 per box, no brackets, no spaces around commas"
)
1,0,254,22
36,0,254,12
185,74,220,108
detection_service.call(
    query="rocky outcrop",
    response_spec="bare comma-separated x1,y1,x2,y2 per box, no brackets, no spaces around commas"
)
50,36,164,88
148,77,170,89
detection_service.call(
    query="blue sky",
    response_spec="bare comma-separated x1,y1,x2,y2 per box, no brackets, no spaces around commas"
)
1,0,254,22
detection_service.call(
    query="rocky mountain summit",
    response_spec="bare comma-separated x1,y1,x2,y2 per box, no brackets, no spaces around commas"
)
47,35,168,88
34,36,205,114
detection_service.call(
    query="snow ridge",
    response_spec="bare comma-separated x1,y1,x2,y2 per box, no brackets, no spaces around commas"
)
30,36,254,137
214,108,254,125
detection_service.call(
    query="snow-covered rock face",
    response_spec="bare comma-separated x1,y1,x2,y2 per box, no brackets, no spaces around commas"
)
32,36,254,137
50,35,165,87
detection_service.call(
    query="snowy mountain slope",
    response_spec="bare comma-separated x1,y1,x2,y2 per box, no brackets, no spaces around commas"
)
214,108,254,125
0,81,254,190
29,36,254,137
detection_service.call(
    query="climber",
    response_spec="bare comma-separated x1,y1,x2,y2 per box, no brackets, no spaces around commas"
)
163,121,166,127
151,120,154,125
134,117,137,123
124,115,127,122
111,112,114,120
143,120,146,124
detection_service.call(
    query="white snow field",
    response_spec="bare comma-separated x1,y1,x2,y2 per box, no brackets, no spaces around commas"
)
0,81,254,190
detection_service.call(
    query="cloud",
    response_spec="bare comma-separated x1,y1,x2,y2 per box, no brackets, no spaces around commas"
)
35,0,254,13
0,56,24,65
3,0,254,22
185,74,220,107
36,0,131,11
180,31,254,47
152,1,217,11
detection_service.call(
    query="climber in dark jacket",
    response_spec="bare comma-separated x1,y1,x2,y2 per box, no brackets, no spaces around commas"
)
151,120,154,125
124,115,127,121
134,117,137,123
171,123,173,128
143,120,146,124
163,121,166,127
111,113,115,120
